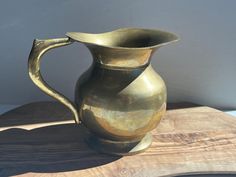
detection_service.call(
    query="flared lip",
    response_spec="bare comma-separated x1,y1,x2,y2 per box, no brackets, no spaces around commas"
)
66,27,179,50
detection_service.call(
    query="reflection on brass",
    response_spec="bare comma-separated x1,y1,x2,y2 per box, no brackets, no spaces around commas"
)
28,28,178,155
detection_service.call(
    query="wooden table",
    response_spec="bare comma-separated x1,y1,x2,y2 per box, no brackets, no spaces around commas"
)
0,102,236,177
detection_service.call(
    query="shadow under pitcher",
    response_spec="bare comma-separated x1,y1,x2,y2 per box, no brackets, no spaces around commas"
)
28,28,179,156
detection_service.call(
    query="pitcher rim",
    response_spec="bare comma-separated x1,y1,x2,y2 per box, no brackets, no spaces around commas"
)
66,27,179,50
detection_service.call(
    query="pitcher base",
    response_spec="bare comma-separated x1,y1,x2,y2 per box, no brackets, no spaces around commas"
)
86,133,152,156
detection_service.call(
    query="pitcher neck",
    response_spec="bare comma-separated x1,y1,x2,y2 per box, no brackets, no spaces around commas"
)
87,45,155,69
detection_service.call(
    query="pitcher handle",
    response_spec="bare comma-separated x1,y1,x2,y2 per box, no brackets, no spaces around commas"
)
28,37,80,124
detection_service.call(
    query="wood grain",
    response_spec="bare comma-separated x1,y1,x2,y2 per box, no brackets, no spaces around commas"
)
0,102,236,177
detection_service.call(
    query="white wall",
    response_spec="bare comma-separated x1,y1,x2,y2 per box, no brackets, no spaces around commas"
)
0,0,235,109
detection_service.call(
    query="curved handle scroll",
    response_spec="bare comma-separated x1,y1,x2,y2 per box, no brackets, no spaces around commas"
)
28,37,80,124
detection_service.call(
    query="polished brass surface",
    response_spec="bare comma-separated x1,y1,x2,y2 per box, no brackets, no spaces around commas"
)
28,28,178,155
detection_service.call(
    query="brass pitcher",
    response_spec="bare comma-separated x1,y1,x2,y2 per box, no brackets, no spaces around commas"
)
28,28,178,155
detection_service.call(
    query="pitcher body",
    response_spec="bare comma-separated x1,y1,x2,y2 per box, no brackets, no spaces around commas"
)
76,62,166,140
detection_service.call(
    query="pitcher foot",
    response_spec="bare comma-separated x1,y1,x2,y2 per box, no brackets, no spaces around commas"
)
86,133,152,156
